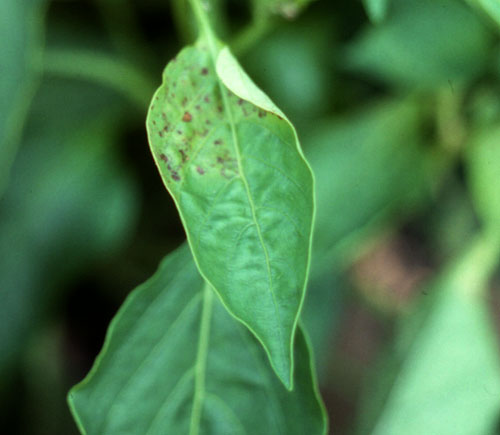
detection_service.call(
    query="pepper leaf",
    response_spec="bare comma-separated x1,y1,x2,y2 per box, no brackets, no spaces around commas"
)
146,32,314,387
68,244,327,435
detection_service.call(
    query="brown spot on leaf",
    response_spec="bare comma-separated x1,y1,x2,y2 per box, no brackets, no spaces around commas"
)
237,98,244,105
201,68,208,75
197,166,205,174
258,110,266,118
214,139,222,145
204,96,210,103
182,97,188,107
172,172,180,181
217,106,222,113
195,105,201,111
182,112,192,122
205,119,211,125
179,149,188,162
160,153,168,163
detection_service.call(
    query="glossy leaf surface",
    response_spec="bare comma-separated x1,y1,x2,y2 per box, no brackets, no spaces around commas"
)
146,39,314,387
0,0,46,195
356,236,500,435
68,244,326,435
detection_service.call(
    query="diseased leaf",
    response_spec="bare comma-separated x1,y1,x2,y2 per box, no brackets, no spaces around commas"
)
356,234,500,435
362,0,390,23
465,0,500,29
466,125,500,230
0,0,46,196
146,36,314,386
68,244,327,435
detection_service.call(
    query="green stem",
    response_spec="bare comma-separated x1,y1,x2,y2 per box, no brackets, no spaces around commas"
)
43,49,156,109
188,0,218,51
452,229,500,298
189,283,213,435
230,15,273,56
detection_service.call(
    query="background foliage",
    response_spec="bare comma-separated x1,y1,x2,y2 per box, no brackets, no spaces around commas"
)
1,0,500,433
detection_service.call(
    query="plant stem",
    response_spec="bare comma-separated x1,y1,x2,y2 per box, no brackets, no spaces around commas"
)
43,49,156,109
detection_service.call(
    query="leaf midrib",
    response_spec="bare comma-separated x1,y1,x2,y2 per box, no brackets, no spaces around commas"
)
189,0,288,378
189,282,214,435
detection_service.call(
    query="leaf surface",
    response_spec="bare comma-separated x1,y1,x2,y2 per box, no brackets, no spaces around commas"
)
146,36,314,387
0,0,46,195
68,244,326,435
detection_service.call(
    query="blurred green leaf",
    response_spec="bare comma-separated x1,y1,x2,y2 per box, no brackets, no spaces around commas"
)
466,0,500,29
242,17,331,124
69,244,327,435
362,0,390,23
0,79,139,377
0,0,46,196
346,0,492,89
466,125,500,231
306,98,431,269
357,233,500,435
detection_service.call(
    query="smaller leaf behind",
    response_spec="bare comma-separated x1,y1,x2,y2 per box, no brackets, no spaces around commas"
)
68,244,327,435
146,39,314,388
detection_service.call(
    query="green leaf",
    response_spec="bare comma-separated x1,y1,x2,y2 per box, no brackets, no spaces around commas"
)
465,0,500,29
306,99,430,269
0,0,46,196
466,125,500,232
68,244,327,435
362,0,390,23
0,79,139,377
346,0,492,89
252,0,315,19
146,22,314,387
356,234,500,435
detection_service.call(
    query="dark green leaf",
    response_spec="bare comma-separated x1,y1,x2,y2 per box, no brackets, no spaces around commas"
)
68,244,327,435
146,38,314,387
0,79,139,377
346,0,492,89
